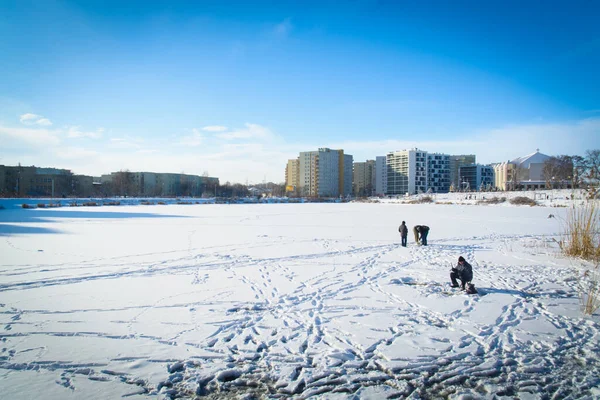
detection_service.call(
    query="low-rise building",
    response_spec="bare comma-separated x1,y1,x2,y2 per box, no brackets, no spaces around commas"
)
458,164,495,191
493,150,550,190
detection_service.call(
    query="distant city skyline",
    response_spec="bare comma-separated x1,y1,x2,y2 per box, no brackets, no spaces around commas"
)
1,0,598,183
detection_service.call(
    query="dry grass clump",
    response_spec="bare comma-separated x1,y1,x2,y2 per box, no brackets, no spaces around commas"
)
477,196,506,205
158,201,166,205
509,196,537,206
140,201,154,205
22,203,34,209
82,202,98,206
407,196,434,204
38,203,61,208
561,202,600,260
559,202,600,315
103,201,120,206
580,266,600,316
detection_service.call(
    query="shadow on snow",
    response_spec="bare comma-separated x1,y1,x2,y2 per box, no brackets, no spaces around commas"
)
0,209,187,236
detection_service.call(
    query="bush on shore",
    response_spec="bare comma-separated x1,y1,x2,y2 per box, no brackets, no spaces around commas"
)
509,196,537,206
477,196,506,205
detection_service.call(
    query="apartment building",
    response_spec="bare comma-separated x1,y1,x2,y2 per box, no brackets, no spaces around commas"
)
343,154,353,196
299,151,319,197
353,160,376,197
427,153,451,193
298,148,353,197
0,165,78,197
386,149,428,195
458,164,495,191
100,171,219,197
375,156,387,196
285,159,300,194
449,155,476,191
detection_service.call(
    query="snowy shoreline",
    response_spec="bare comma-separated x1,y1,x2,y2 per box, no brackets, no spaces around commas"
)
0,188,589,210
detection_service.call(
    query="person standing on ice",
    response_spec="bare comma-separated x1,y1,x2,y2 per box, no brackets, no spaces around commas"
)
413,225,430,246
398,221,408,247
451,256,473,290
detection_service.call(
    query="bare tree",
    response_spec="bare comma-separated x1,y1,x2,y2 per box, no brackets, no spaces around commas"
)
543,157,561,189
544,155,574,189
572,155,586,188
584,149,600,198
113,170,134,197
509,163,525,191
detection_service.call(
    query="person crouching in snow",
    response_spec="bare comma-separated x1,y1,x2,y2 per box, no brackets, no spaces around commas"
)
413,225,430,246
451,256,473,291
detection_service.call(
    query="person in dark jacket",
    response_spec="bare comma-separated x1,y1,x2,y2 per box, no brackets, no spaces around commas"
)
398,221,408,247
414,225,430,246
451,256,473,290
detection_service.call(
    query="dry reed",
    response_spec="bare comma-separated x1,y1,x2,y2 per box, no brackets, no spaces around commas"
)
561,201,600,315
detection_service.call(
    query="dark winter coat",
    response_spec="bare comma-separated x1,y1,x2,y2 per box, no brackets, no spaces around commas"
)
399,223,408,237
455,260,473,282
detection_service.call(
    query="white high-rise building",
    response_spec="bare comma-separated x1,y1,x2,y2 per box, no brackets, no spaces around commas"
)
386,149,453,195
298,148,353,197
387,149,427,195
375,156,387,196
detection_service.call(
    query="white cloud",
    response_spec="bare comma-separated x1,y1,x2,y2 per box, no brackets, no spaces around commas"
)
0,125,61,146
177,128,204,147
66,126,104,139
19,113,53,126
19,113,39,122
329,118,600,164
3,117,597,186
202,125,228,132
55,146,100,160
109,137,143,150
216,123,273,141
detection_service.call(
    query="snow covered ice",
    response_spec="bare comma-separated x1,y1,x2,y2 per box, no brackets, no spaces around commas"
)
0,198,599,399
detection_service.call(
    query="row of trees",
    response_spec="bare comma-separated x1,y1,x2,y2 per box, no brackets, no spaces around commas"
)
542,150,599,194
105,170,286,198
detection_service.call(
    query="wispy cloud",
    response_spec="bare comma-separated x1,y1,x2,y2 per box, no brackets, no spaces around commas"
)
329,118,600,164
19,113,52,126
202,125,228,132
3,115,598,185
55,146,100,160
216,123,273,140
177,128,204,147
0,125,61,146
109,137,144,150
273,18,293,39
66,126,104,139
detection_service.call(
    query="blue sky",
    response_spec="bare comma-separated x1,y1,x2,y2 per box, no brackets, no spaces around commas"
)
1,0,599,183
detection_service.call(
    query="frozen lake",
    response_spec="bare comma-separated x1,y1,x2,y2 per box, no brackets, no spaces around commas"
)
0,202,598,399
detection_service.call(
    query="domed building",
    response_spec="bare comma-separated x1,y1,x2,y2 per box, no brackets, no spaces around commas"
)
493,149,551,191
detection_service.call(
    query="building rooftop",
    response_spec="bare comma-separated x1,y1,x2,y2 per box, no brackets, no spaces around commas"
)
511,149,550,168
